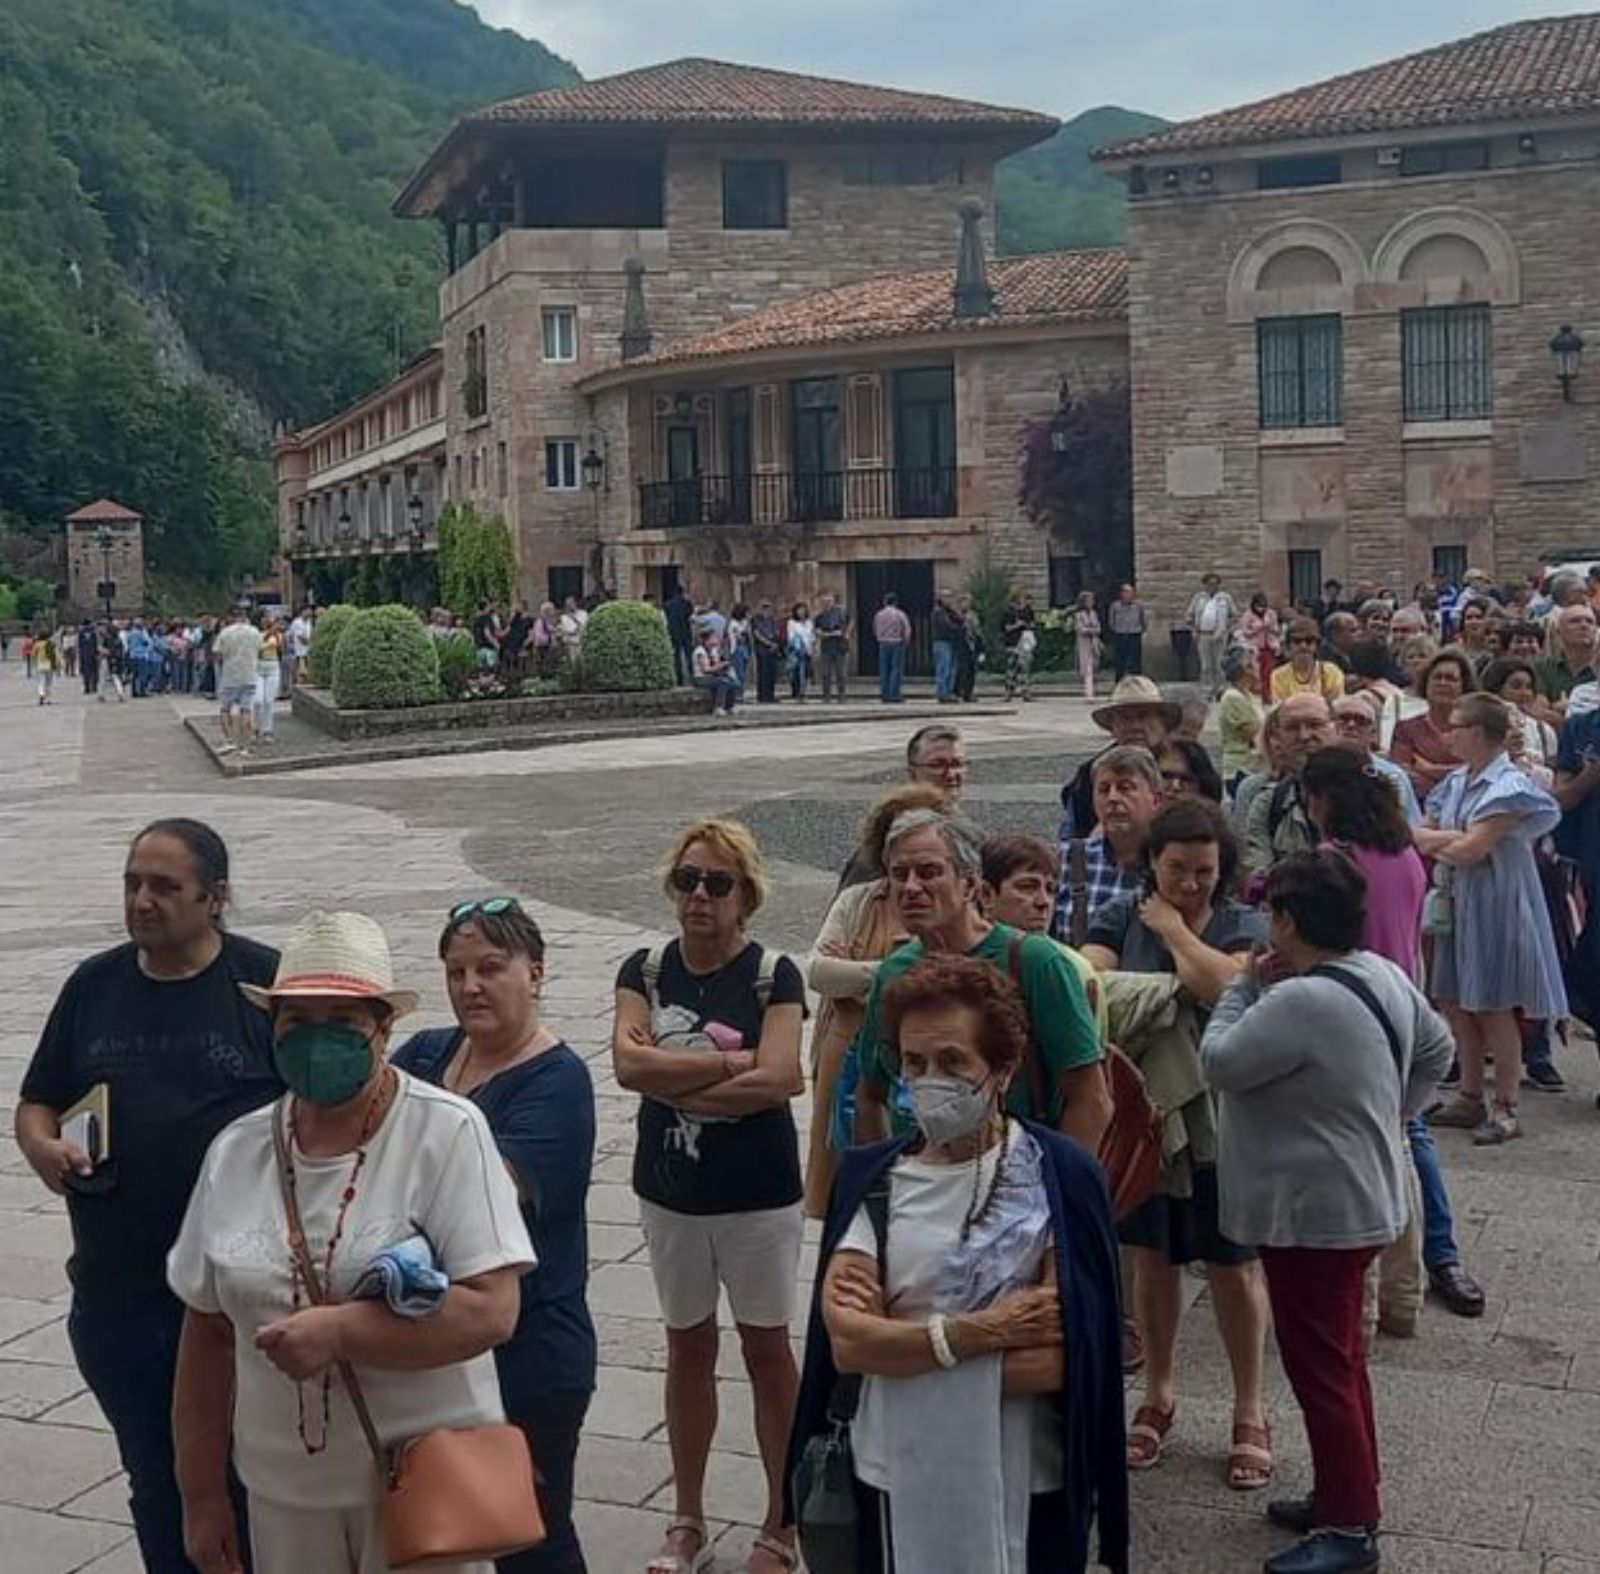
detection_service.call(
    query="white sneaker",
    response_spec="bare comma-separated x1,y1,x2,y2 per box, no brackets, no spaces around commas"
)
216,741,236,755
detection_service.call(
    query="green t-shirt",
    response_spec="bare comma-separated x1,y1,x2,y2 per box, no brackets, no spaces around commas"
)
857,922,1103,1130
1537,652,1597,703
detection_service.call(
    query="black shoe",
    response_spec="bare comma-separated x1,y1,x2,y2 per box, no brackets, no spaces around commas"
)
1267,1497,1317,1535
1522,1061,1566,1092
1264,1530,1379,1574
1428,1263,1486,1318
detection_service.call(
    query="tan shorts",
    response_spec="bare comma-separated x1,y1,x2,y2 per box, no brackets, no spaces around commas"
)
638,1199,804,1329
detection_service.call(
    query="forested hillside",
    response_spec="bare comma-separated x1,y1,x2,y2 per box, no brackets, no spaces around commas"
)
0,0,573,591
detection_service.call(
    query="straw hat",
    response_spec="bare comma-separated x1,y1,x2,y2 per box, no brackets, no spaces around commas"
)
240,910,419,1016
1090,675,1183,732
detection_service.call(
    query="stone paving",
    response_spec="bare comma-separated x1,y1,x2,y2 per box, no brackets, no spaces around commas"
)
4,661,1600,1573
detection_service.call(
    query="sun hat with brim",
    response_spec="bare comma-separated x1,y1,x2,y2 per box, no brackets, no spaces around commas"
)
240,909,419,1017
1090,675,1183,732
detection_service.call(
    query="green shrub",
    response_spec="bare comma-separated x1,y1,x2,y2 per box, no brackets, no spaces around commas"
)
306,603,358,687
576,600,674,693
435,629,477,699
331,604,441,709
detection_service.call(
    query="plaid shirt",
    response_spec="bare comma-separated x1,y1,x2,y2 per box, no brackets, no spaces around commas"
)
1053,828,1143,943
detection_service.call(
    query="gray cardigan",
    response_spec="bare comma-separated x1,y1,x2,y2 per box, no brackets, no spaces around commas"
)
1199,952,1454,1250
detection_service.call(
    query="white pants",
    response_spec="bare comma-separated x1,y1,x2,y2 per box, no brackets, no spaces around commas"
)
248,1494,492,1574
256,664,281,736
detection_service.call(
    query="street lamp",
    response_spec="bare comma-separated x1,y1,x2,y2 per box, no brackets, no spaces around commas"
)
581,446,606,491
94,526,115,620
1049,377,1073,453
337,509,354,550
1551,324,1584,401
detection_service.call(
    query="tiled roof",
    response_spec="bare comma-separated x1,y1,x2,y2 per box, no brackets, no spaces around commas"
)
471,57,1056,132
65,498,141,522
607,249,1127,373
1099,14,1600,159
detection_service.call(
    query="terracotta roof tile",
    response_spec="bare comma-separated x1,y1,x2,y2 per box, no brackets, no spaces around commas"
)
615,249,1127,372
473,57,1056,132
1100,14,1600,159
64,498,141,522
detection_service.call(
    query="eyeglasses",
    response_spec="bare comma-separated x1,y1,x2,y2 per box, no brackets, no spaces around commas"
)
449,897,518,921
669,864,738,898
914,756,968,777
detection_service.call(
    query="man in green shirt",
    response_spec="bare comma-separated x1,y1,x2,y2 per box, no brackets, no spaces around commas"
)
854,810,1110,1151
1536,602,1598,718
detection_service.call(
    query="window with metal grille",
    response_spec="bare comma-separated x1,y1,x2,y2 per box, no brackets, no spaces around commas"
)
1258,315,1344,429
1288,550,1323,608
722,161,787,229
1402,305,1492,421
1432,544,1468,584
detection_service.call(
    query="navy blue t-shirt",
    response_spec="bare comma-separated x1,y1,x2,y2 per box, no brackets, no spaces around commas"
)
393,1028,597,1397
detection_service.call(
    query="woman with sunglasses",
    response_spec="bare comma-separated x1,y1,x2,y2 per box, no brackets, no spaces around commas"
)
392,899,596,1574
613,820,805,1574
1270,618,1345,703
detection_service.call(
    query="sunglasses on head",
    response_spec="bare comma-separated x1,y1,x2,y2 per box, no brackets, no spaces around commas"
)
670,864,738,898
449,897,518,921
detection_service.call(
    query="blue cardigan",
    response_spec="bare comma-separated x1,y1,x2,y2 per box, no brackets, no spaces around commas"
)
784,1123,1130,1574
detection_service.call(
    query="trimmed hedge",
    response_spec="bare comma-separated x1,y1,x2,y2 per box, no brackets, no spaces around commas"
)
577,600,675,693
331,604,441,709
306,603,358,687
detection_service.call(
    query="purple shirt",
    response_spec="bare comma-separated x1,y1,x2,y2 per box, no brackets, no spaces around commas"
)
1341,842,1427,977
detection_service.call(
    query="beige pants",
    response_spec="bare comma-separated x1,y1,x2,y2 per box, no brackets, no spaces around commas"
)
1364,1145,1425,1340
248,1495,493,1574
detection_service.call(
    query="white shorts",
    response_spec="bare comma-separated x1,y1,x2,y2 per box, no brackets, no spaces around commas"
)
638,1199,804,1330
249,1494,490,1574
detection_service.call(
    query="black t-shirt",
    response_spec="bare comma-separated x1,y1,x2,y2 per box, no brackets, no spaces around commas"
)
471,611,499,650
21,935,281,1306
616,941,804,1216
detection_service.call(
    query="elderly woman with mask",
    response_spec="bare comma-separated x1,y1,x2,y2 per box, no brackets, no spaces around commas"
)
169,911,535,1574
789,954,1127,1574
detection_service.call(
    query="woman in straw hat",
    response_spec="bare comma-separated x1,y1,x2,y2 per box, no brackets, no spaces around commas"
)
169,910,535,1574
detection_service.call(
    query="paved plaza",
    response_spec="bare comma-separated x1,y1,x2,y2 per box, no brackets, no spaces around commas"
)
3,665,1600,1573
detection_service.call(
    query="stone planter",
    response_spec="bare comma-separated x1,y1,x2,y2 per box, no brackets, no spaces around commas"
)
292,684,712,740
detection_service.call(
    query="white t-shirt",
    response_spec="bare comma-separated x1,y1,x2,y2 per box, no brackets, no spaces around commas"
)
168,1071,535,1508
288,616,312,659
837,1141,1062,1492
213,622,263,690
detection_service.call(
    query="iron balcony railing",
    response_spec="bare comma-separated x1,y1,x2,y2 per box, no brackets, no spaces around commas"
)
638,466,958,529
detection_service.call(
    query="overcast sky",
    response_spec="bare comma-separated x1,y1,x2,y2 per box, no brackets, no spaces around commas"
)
467,0,1598,122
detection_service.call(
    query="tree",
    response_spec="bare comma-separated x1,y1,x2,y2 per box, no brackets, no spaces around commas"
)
436,502,515,617
1018,380,1134,599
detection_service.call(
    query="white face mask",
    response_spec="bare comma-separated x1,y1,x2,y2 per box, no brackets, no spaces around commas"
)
907,1073,994,1147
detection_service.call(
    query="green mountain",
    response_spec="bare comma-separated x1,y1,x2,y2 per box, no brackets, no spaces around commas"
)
0,0,573,592
997,105,1167,254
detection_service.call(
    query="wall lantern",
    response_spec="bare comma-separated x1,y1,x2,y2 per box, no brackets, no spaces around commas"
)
1161,168,1181,191
406,492,425,532
1195,166,1214,188
581,446,606,491
337,508,354,540
1551,324,1585,401
672,392,694,421
1049,377,1072,453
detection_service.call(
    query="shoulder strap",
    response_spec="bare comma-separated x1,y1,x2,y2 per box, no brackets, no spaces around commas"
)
1068,840,1091,950
1267,777,1297,838
641,942,667,1006
754,945,781,1010
270,1104,390,1478
1313,965,1404,1082
1006,932,1051,1120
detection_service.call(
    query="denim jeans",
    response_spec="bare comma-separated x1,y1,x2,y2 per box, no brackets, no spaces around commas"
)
1406,1116,1459,1271
69,1291,248,1573
693,674,739,712
1522,1019,1556,1075
932,639,957,700
878,642,906,702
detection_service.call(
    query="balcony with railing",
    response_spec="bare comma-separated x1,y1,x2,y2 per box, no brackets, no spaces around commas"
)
638,466,958,530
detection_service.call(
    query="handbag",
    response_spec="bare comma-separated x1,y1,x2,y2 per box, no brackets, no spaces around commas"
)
792,1183,888,1574
271,1108,545,1570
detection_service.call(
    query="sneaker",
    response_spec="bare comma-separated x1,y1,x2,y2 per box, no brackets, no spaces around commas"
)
1472,1108,1521,1145
1522,1061,1566,1093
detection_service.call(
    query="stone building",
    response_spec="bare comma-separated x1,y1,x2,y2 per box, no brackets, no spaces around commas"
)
1097,12,1600,632
64,498,144,617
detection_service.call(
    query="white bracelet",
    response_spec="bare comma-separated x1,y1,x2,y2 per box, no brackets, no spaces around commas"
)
926,1313,959,1370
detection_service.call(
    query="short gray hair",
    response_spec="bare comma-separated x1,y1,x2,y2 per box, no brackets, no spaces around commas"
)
1091,745,1160,789
884,809,983,877
1220,644,1253,682
906,723,963,767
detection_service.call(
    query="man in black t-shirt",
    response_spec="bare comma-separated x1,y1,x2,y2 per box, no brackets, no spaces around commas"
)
15,819,279,1574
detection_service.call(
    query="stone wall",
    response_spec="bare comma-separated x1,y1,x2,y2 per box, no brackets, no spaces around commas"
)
1126,141,1600,633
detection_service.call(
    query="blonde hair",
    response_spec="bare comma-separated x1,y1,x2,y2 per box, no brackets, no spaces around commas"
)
856,782,948,872
661,818,770,917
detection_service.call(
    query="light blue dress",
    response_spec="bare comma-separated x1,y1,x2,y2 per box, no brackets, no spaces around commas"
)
1426,753,1568,1018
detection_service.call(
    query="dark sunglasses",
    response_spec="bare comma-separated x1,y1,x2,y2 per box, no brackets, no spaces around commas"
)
449,897,518,921
670,864,738,898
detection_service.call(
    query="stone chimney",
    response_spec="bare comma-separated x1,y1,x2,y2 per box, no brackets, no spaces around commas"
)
952,199,995,319
619,259,653,360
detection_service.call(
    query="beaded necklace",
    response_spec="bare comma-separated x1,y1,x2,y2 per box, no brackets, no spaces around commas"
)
283,1069,392,1455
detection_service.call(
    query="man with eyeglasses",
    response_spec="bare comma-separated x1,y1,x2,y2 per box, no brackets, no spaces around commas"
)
1243,695,1336,873
1331,692,1420,826
837,725,968,891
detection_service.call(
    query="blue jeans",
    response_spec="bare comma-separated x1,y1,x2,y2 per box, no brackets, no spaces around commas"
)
1406,1116,1459,1271
1522,1019,1556,1075
878,642,906,702
694,673,740,712
933,639,957,700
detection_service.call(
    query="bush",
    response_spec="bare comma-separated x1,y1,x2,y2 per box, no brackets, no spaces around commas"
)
435,629,477,699
576,600,675,693
331,604,441,709
306,603,358,687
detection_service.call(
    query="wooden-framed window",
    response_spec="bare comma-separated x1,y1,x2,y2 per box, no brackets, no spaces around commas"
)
463,326,488,419
545,438,579,490
1402,304,1492,421
1288,550,1323,608
541,307,577,363
722,160,787,229
1258,315,1344,429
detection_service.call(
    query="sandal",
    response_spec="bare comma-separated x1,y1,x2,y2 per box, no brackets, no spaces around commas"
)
647,1518,712,1574
1428,1094,1485,1129
747,1531,800,1572
1227,1419,1274,1491
1473,1104,1522,1145
1126,1402,1175,1470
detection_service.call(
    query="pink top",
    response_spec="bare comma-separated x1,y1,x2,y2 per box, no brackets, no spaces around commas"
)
871,606,912,645
1339,841,1427,978
1235,608,1281,656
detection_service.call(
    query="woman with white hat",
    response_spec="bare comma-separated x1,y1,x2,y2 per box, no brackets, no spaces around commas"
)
168,910,535,1574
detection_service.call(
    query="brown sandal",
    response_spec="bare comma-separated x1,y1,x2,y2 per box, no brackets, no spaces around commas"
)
1228,1420,1274,1491
1126,1402,1175,1470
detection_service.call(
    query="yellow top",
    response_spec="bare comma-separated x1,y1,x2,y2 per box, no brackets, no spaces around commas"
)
1271,659,1344,702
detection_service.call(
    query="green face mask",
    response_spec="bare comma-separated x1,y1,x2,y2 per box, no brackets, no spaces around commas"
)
274,1022,375,1107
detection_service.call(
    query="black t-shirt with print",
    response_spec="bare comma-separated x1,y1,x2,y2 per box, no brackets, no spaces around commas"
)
21,934,282,1307
617,940,804,1216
